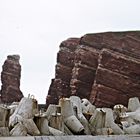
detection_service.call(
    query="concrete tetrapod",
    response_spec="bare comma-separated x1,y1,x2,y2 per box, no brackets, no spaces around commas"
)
103,108,124,135
0,127,10,136
89,109,106,134
34,115,50,135
49,113,64,132
10,122,27,136
22,118,40,136
81,98,96,114
123,124,140,134
70,96,91,134
128,97,140,112
49,126,65,136
9,97,38,127
44,104,64,133
0,105,10,127
126,107,140,123
59,98,84,134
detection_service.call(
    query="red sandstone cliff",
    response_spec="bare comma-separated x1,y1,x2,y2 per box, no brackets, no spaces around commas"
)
46,31,140,108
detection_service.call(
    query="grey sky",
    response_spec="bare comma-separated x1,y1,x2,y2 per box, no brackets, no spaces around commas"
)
0,0,140,103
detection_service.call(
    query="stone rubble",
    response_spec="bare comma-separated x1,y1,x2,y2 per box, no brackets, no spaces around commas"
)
1,96,140,136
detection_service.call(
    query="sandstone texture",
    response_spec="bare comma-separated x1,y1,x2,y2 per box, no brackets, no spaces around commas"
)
0,55,23,103
47,31,140,108
46,38,80,107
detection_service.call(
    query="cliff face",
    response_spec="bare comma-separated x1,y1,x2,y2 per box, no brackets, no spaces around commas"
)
46,31,140,108
46,38,80,107
0,55,23,103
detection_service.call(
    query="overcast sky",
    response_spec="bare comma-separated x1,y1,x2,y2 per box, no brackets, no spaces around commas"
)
0,0,140,103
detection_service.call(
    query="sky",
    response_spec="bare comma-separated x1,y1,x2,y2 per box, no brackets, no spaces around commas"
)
0,0,140,103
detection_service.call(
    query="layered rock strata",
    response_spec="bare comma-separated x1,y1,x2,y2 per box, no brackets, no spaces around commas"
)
0,55,23,103
46,38,80,107
90,49,140,107
70,45,99,99
47,31,140,108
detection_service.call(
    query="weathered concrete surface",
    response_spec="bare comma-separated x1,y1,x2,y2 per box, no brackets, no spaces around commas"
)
1,136,140,140
2,96,140,137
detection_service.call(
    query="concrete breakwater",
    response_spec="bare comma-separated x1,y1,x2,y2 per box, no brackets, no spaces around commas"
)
1,95,140,137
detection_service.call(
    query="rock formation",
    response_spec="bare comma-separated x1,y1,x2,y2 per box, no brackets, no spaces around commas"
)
0,55,23,103
46,31,140,108
46,38,80,107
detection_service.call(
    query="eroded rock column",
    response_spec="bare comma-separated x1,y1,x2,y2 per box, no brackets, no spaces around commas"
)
0,55,23,103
